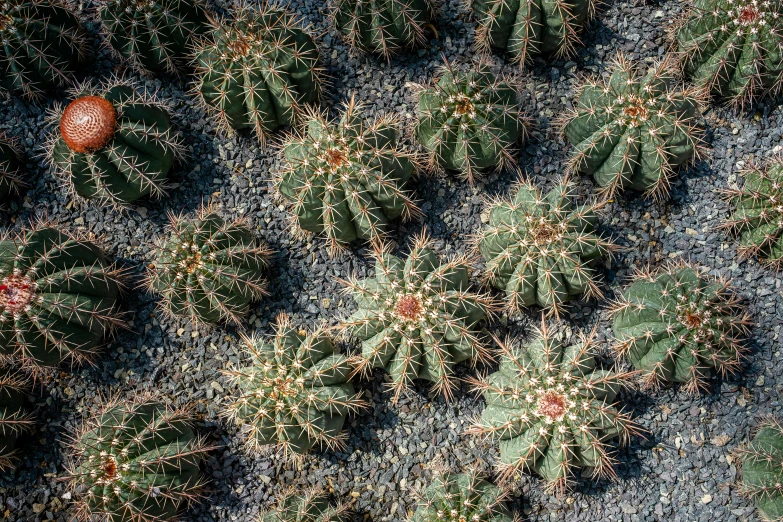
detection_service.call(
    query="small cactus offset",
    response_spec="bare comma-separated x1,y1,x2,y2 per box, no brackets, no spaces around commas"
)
147,208,271,325
0,371,35,471
340,233,495,402
413,62,524,183
562,55,705,200
467,324,638,494
259,490,350,522
0,226,123,370
0,0,88,99
475,178,613,317
46,79,182,206
193,3,322,143
0,136,24,203
65,396,211,522
738,418,783,521
224,314,365,455
277,97,420,253
410,469,514,522
611,264,750,393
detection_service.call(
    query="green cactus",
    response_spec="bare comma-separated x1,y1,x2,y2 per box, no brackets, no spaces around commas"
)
676,0,783,107
193,3,322,143
562,56,705,200
413,62,524,184
46,79,182,207
476,179,613,317
0,0,88,99
65,396,211,522
0,371,35,471
410,470,514,522
277,97,419,253
0,136,24,204
340,233,495,402
738,418,783,521
224,314,365,455
611,264,750,393
259,490,350,522
147,208,271,325
468,324,638,494
0,226,123,371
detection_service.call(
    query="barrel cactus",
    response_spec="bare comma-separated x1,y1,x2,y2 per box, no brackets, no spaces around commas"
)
65,396,211,522
611,264,751,393
277,98,419,253
224,314,365,455
738,418,783,521
411,470,514,522
0,371,35,471
193,4,322,143
476,179,613,317
0,0,88,99
46,79,181,207
0,136,24,204
260,490,350,522
413,63,524,183
147,208,270,325
562,56,705,200
467,324,638,494
0,226,123,370
340,234,495,402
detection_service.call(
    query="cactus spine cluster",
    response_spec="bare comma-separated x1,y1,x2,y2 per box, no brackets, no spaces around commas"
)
738,418,783,521
259,490,350,522
410,469,514,522
0,371,35,471
0,136,23,203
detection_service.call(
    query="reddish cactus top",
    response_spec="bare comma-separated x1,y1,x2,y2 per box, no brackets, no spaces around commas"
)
60,96,117,153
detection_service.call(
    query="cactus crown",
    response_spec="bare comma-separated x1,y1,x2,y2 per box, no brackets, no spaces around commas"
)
258,489,351,522
59,96,118,154
738,418,783,522
0,370,35,471
410,469,514,522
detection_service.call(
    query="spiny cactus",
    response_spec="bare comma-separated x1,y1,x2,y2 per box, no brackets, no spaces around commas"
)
0,0,88,99
610,264,750,393
46,79,182,207
0,371,35,471
193,3,322,143
97,0,209,74
65,396,211,522
0,136,24,204
675,0,783,107
467,323,639,494
147,208,270,325
475,178,613,317
223,314,365,456
0,226,123,371
472,0,595,66
277,97,420,253
562,55,705,200
330,0,434,58
340,233,495,402
411,469,514,522
259,490,350,522
413,62,524,184
738,418,783,521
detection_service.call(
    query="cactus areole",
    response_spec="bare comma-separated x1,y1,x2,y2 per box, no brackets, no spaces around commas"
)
60,96,118,154
0,275,35,314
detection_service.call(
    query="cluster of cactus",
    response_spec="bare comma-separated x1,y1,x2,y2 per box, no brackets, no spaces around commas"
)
147,208,270,325
278,98,419,252
738,418,783,521
259,490,350,522
0,136,23,203
0,371,35,471
224,314,365,455
410,469,514,522
611,264,750,393
46,79,181,206
476,179,613,317
193,3,322,143
562,56,705,200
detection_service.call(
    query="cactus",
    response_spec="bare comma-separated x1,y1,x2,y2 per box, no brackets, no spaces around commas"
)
738,418,783,521
329,0,434,58
0,136,24,204
65,396,211,522
46,79,182,207
610,264,750,393
0,0,88,99
467,323,638,494
259,490,350,522
413,62,524,184
475,178,613,317
0,371,35,471
193,3,322,143
562,55,705,200
410,470,514,522
97,0,209,74
147,208,271,325
0,226,123,370
340,233,495,402
675,0,783,107
277,97,420,253
223,314,365,455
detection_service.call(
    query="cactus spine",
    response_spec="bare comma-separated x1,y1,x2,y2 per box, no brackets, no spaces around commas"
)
0,371,35,471
0,136,24,204
259,490,350,522
738,418,783,521
410,469,514,522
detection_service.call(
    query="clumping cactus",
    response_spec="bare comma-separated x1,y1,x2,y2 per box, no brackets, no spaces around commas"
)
0,371,35,471
147,208,271,325
0,226,123,370
259,490,350,522
223,314,365,455
0,136,24,204
738,418,783,521
611,264,751,393
475,179,614,317
413,62,524,184
562,56,705,200
46,79,182,206
277,97,420,253
65,396,211,522
193,3,322,143
340,233,495,402
411,469,514,522
467,324,639,494
0,0,88,99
